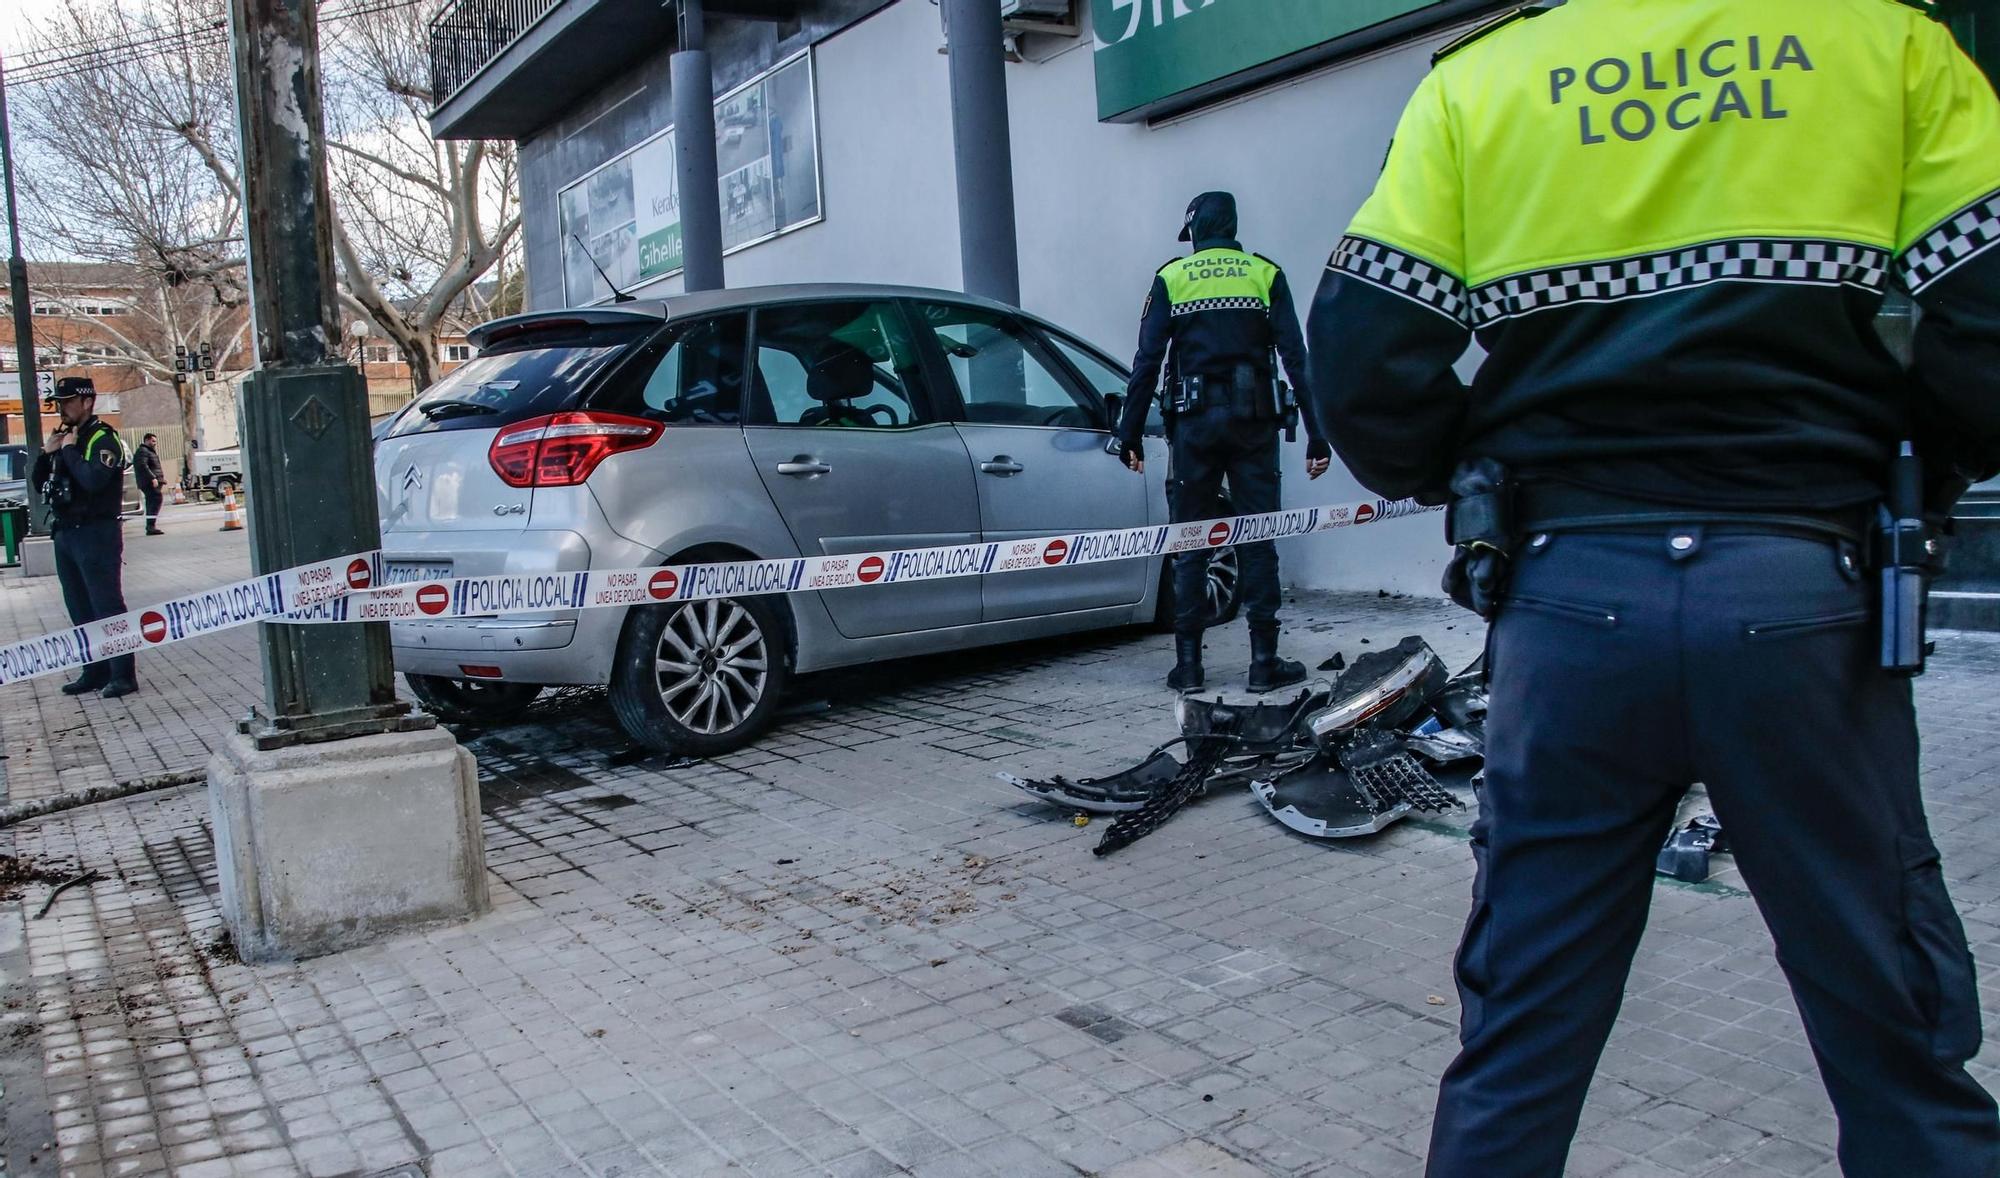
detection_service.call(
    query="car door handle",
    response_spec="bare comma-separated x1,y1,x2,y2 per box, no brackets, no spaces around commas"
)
980,457,1025,476
776,459,831,477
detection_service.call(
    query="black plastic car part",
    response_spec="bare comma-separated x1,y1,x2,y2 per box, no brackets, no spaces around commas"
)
999,747,1186,815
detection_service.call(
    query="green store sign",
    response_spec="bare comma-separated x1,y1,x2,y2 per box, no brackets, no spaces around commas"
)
1091,0,1508,122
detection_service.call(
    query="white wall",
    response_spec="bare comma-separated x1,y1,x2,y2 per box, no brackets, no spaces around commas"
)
636,0,1463,596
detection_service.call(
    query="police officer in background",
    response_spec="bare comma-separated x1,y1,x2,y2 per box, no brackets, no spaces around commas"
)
134,433,165,536
32,378,139,699
1116,191,1332,693
1310,2,2000,1174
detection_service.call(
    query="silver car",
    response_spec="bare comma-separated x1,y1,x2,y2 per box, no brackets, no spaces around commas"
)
373,284,1239,753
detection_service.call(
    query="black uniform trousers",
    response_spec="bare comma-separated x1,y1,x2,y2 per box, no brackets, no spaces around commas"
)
1426,528,1996,1177
141,487,162,530
52,521,134,686
1169,407,1283,634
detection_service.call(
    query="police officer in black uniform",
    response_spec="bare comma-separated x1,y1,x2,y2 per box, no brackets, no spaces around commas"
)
33,378,139,699
1116,191,1332,693
134,433,166,536
1311,2,2000,1175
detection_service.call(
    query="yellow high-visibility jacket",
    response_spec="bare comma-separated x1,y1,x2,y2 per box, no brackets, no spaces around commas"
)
1309,0,2000,509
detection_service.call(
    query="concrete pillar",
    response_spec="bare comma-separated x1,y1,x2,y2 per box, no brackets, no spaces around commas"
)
673,0,726,293
943,0,1022,307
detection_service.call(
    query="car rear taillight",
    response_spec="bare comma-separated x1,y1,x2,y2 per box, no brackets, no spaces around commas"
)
489,412,662,487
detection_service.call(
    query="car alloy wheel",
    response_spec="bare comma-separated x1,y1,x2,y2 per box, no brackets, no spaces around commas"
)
1203,548,1240,626
611,590,791,757
652,598,771,736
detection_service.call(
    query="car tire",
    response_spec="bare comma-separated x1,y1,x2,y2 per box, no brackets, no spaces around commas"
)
609,594,791,757
405,674,543,724
1151,546,1242,631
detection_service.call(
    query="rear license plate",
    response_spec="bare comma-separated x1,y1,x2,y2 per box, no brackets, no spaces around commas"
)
385,562,452,585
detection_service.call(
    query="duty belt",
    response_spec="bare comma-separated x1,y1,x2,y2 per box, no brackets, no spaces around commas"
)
1517,483,1869,548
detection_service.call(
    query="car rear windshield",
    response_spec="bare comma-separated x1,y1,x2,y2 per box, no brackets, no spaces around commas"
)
385,320,656,437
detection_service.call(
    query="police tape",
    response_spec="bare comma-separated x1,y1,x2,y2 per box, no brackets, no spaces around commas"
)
0,496,1440,687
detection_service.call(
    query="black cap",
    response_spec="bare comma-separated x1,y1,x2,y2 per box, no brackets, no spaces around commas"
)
1178,191,1238,243
49,377,97,400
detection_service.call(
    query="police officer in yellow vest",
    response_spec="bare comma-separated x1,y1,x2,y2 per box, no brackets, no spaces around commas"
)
1310,2,2000,1174
32,377,139,699
1117,191,1332,693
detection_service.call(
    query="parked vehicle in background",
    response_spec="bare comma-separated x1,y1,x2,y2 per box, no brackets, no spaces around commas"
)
191,447,243,498
0,445,27,504
373,284,1240,753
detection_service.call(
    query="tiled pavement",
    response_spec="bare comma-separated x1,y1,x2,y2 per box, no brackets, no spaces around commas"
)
0,517,1994,1177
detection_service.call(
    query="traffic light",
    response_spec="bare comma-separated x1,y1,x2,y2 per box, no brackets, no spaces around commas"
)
198,340,216,381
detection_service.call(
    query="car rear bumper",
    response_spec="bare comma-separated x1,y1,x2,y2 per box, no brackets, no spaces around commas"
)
382,526,629,687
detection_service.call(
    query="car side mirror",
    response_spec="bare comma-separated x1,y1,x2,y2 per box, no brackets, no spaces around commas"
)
1102,393,1123,432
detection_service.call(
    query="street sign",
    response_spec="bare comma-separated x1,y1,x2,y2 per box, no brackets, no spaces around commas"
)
34,371,52,399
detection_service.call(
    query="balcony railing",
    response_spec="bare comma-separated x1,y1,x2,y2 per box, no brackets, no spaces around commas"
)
428,0,563,106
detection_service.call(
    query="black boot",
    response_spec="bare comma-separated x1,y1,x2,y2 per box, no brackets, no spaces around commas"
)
100,679,139,699
1247,626,1306,693
1167,633,1204,692
61,669,108,696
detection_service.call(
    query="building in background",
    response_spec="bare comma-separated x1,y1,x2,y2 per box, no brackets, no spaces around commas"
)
4,263,495,462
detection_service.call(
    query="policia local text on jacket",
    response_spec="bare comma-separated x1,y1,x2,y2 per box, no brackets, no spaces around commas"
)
1117,192,1332,693
31,378,138,699
1309,2,2000,1175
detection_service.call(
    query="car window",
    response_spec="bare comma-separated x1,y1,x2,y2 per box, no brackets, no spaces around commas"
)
591,314,748,424
749,302,930,428
1048,333,1163,436
916,303,1096,429
389,319,653,437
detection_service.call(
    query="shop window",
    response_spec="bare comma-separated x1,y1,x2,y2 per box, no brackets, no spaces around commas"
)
559,52,821,304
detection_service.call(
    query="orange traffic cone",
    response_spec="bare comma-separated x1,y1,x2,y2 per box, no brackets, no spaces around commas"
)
170,485,187,506
219,484,244,532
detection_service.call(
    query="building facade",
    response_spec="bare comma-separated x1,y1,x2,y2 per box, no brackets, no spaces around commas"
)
429,0,2000,595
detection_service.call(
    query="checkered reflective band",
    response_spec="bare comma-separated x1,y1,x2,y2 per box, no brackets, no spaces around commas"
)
1469,238,1891,327
1169,296,1268,316
1327,237,1470,326
1899,189,2000,294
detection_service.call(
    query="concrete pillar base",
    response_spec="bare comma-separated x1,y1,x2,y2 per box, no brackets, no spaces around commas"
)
208,725,488,963
19,537,54,578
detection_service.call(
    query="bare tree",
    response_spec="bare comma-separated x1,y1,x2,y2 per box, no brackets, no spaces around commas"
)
323,0,520,390
10,0,521,394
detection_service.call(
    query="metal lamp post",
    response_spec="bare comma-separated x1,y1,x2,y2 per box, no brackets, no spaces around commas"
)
0,51,47,529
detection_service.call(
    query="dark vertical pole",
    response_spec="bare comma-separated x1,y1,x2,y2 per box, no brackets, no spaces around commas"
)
672,0,725,292
229,0,416,746
1,52,46,525
943,0,1021,307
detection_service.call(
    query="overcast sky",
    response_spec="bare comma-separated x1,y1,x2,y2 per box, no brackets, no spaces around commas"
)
1,0,71,61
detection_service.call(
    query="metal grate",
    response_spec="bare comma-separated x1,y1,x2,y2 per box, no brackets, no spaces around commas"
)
428,0,563,105
1349,751,1462,815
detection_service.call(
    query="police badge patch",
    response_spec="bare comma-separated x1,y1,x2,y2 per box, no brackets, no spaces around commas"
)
99,449,120,467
